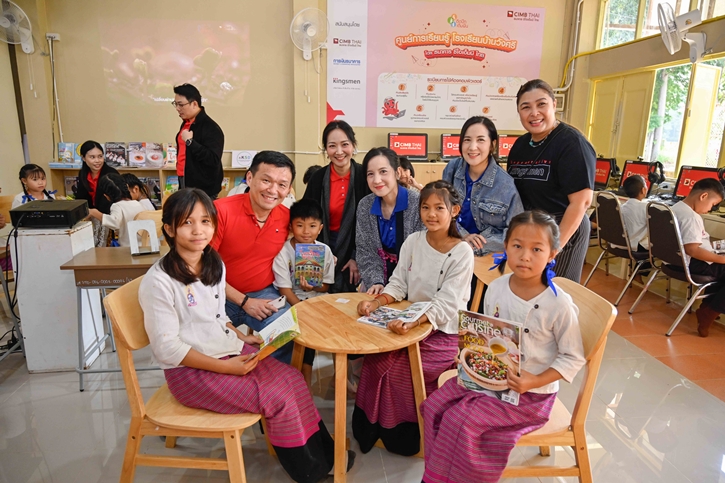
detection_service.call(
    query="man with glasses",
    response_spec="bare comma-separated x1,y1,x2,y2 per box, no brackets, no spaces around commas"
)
173,83,224,198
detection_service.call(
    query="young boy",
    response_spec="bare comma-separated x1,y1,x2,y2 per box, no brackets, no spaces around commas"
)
671,178,725,337
620,175,650,253
273,199,335,385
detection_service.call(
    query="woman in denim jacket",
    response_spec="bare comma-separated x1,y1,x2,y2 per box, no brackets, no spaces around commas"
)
442,116,524,254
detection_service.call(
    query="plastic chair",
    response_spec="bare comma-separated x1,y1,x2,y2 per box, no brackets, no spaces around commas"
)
438,277,616,483
104,277,266,483
628,202,717,336
583,192,650,306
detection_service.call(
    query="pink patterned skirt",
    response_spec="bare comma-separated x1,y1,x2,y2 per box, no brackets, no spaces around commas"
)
164,344,321,448
421,378,556,483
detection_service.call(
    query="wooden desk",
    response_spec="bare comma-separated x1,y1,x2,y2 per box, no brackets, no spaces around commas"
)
60,247,168,391
291,293,432,483
471,253,509,309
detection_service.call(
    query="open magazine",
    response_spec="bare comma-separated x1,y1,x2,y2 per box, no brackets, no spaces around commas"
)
357,301,432,329
457,310,524,406
256,307,300,360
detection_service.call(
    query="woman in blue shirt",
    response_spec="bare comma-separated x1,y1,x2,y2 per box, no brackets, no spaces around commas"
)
356,147,425,295
442,116,524,255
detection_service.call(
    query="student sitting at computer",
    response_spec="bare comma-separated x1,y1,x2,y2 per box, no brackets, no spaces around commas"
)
619,175,650,252
670,178,725,337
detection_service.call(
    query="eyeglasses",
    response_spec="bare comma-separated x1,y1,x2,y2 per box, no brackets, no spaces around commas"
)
171,101,190,108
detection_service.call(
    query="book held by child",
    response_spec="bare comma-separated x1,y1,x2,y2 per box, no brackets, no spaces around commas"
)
457,309,523,406
357,301,432,329
257,307,300,360
294,244,326,287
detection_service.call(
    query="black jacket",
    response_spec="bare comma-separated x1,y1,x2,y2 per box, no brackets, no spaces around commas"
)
76,163,120,214
175,107,224,198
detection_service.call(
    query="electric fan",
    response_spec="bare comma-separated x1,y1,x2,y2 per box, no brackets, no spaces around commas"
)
0,0,33,54
290,8,328,61
658,4,705,63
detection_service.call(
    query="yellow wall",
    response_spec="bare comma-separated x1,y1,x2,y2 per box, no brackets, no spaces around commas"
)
0,47,25,198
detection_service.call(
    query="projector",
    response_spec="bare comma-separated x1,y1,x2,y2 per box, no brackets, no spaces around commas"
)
10,199,89,229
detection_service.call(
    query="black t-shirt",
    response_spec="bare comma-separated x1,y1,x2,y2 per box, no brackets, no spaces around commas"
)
507,122,595,216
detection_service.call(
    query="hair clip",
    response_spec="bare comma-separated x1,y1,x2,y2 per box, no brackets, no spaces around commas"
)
545,260,557,296
489,251,507,271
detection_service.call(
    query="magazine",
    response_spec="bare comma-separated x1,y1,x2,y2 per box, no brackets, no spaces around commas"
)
145,177,161,207
64,176,79,198
256,307,300,360
357,301,432,329
104,142,127,168
58,142,75,164
457,310,523,406
294,243,326,287
145,143,164,168
163,143,177,165
165,175,179,194
221,177,231,192
128,142,147,167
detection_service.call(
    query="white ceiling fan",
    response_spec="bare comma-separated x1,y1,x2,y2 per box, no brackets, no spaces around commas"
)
657,4,706,63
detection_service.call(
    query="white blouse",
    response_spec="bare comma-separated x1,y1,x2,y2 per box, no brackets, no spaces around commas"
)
483,274,586,394
139,261,243,369
102,199,147,247
383,231,474,334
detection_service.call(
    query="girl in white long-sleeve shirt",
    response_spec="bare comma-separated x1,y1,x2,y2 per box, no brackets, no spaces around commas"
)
88,173,146,246
353,180,474,456
420,210,586,483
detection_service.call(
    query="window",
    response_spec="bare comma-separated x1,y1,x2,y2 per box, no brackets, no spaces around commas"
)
641,0,689,39
601,0,638,48
703,58,725,167
702,0,725,19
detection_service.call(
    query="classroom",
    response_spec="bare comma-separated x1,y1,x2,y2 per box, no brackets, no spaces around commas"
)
1,0,725,482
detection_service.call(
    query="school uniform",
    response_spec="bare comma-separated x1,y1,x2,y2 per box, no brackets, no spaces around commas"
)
421,274,586,483
11,191,55,209
620,198,650,250
272,239,335,303
138,198,156,211
140,261,335,483
101,200,146,247
353,231,474,456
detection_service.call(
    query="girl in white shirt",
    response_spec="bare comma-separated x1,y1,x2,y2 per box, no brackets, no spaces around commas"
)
88,174,146,247
420,210,586,483
139,188,349,483
353,180,474,456
122,173,157,211
12,164,56,208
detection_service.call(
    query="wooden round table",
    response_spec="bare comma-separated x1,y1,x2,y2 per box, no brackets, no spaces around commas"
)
471,253,509,309
291,293,432,482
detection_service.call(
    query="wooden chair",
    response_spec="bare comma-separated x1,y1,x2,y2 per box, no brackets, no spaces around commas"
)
438,277,616,483
104,277,263,483
133,210,167,247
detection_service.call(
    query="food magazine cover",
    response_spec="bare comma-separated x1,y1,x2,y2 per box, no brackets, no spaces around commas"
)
294,244,326,287
104,142,127,168
128,142,147,167
457,309,523,406
145,143,164,168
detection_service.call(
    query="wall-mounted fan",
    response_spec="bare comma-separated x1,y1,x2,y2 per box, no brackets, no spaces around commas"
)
657,4,705,63
290,8,328,61
0,0,34,54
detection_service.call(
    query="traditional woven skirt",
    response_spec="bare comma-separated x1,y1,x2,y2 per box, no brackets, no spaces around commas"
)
164,344,333,483
353,330,458,456
421,378,556,483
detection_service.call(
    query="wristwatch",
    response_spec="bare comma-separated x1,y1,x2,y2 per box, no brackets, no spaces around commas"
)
185,138,192,147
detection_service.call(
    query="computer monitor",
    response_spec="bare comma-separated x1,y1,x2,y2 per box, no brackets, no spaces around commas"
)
388,133,428,161
619,160,652,195
440,134,460,160
673,165,720,199
498,135,518,159
594,158,612,190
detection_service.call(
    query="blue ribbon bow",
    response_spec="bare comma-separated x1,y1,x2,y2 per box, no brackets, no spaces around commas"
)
489,251,507,271
545,260,558,296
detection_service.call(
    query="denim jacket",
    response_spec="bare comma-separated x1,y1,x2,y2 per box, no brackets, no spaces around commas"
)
442,156,524,253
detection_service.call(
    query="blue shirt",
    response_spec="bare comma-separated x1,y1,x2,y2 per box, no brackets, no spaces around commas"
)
371,186,409,250
458,167,483,235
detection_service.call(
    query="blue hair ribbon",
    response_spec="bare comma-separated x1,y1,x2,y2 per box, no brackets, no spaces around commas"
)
489,251,507,271
545,260,558,296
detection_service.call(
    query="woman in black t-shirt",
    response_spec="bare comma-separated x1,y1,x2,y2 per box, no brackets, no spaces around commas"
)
507,79,595,282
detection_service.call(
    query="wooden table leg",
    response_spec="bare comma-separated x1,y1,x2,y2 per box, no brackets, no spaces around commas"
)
407,342,427,458
291,342,305,371
334,352,348,482
471,278,484,311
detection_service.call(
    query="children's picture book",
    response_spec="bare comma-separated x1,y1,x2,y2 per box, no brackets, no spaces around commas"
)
257,307,300,360
145,143,164,168
294,243,326,287
128,142,147,167
104,142,127,168
457,310,523,406
58,142,75,164
164,175,179,195
713,239,725,254
220,177,231,192
64,176,79,198
145,177,162,207
163,143,177,166
357,301,432,329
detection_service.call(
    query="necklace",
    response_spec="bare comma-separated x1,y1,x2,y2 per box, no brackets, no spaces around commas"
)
529,121,560,148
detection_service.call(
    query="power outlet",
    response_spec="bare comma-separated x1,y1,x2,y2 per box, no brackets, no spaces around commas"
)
46,33,61,41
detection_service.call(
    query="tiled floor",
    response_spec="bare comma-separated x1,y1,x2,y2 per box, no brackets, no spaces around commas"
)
3,267,725,482
583,261,725,403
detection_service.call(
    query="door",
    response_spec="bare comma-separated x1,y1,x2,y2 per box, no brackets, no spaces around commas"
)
677,63,722,168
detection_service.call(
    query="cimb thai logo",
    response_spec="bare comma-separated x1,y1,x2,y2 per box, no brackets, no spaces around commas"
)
333,58,361,66
332,77,361,86
335,21,360,28
507,10,541,20
333,38,363,47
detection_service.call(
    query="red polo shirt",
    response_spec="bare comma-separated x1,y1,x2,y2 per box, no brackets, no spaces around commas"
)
87,171,100,204
176,119,192,176
328,168,350,231
211,193,290,294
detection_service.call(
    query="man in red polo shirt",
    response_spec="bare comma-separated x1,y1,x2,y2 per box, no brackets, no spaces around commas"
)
212,151,295,362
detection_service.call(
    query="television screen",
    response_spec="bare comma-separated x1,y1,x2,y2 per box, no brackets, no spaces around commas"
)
620,161,651,191
595,158,611,188
674,166,720,198
498,135,518,158
441,134,460,159
388,133,428,160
